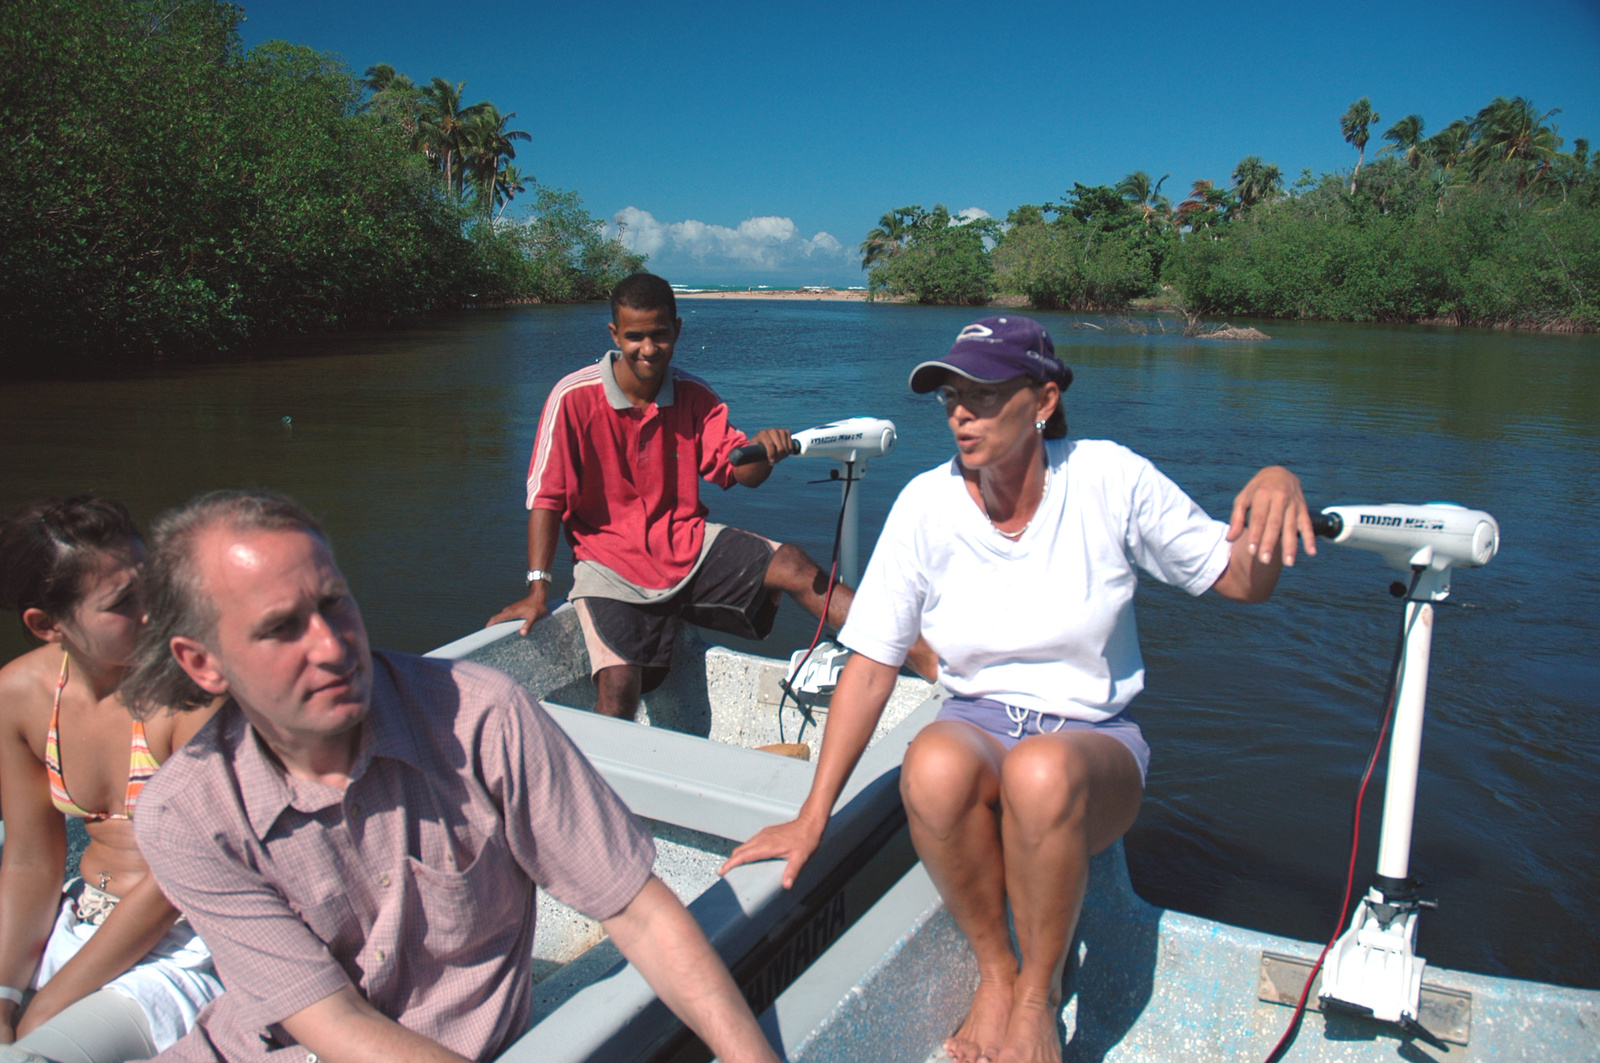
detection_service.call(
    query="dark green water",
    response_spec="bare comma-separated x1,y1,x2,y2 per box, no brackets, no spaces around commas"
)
3,302,1596,989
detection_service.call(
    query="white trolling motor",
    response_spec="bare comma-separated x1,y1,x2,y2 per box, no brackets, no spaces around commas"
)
729,416,897,587
730,417,898,703
1305,502,1500,1044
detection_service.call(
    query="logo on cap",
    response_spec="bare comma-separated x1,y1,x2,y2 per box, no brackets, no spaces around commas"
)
955,323,995,342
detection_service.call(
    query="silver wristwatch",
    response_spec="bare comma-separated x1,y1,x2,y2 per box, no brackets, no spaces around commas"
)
526,569,553,585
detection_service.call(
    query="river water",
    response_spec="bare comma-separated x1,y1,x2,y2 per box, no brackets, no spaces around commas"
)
2,301,1596,990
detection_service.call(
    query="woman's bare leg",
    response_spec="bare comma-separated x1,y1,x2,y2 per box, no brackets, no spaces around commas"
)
900,721,1012,1063
994,732,1143,1063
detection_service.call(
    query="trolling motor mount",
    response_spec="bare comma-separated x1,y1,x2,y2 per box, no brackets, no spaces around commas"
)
1309,502,1498,1039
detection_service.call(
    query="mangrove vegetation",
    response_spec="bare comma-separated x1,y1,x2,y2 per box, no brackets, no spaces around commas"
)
0,0,642,368
863,96,1599,330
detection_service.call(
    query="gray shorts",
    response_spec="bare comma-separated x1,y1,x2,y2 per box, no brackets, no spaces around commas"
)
573,528,779,682
934,696,1150,785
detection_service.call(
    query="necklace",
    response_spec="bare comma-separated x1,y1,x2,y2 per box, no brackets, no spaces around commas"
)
984,463,1051,540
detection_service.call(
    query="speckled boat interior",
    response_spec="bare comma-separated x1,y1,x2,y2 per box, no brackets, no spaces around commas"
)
427,604,937,1060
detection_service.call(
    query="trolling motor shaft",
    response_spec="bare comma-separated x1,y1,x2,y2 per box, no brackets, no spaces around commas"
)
1308,502,1498,1036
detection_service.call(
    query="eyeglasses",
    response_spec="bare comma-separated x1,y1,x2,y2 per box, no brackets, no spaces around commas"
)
933,381,1029,417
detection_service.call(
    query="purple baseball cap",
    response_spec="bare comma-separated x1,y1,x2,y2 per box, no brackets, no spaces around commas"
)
909,315,1073,393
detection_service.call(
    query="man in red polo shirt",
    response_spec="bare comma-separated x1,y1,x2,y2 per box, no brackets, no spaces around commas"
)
489,273,926,719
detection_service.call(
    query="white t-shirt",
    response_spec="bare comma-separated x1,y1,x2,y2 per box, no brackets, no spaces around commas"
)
839,438,1231,722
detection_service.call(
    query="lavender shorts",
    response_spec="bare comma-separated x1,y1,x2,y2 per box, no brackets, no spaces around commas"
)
934,696,1151,785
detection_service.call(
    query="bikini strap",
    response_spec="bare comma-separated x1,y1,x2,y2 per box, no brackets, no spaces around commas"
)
124,718,159,817
46,652,105,821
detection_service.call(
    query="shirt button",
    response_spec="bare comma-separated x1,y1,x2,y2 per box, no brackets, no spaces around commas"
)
376,948,386,962
379,873,391,887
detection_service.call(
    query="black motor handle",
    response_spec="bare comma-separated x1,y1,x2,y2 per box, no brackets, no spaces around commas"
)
729,440,800,466
1310,510,1343,539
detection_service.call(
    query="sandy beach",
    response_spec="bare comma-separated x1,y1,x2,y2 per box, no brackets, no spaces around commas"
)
674,288,1034,305
675,287,886,302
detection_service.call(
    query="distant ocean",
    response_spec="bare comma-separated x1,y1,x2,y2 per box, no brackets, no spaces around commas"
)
671,283,868,293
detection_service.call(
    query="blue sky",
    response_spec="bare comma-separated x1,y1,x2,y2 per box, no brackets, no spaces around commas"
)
239,0,1600,288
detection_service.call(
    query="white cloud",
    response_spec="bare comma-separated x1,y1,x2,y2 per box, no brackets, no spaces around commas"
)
611,208,851,273
953,207,991,225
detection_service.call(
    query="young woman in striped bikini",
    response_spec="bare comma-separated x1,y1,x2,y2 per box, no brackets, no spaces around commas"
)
0,497,221,1063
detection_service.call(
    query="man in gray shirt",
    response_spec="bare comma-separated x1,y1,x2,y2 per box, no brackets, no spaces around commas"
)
123,490,777,1063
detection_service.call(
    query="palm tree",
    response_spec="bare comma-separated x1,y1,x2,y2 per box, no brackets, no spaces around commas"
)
859,210,908,268
416,78,487,196
1469,96,1563,184
1341,97,1381,192
1421,119,1471,172
1116,171,1171,230
1175,179,1231,231
361,62,403,98
359,64,422,134
492,164,528,221
462,104,531,218
1381,114,1426,168
859,205,928,268
1231,156,1282,213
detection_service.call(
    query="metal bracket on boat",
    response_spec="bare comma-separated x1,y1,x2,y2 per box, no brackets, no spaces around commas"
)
786,641,851,700
1258,950,1472,1046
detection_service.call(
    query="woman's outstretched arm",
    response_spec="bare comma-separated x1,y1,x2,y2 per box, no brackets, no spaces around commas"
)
720,652,901,888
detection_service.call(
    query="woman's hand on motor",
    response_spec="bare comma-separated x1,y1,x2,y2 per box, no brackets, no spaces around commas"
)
1227,465,1315,567
718,815,826,890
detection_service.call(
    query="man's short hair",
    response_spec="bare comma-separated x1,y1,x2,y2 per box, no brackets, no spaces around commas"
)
610,272,677,322
122,490,326,718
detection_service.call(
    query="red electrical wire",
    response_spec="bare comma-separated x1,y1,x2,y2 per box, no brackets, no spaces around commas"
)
778,462,853,740
1263,580,1422,1063
1262,684,1397,1062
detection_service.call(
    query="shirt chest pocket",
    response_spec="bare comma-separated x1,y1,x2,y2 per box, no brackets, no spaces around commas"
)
404,828,527,961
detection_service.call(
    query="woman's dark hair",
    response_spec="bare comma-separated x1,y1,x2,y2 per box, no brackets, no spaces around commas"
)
122,489,326,718
0,496,142,634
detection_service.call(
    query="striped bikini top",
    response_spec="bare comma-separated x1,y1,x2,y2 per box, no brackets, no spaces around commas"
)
45,652,159,822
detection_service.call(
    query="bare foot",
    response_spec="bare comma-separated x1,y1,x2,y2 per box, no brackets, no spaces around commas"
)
994,995,1063,1063
944,974,1012,1063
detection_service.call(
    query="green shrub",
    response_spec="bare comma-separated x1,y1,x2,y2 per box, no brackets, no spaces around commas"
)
868,224,993,305
1168,160,1599,327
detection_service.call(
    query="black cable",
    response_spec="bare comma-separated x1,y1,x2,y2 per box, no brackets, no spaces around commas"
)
778,462,855,744
1262,566,1426,1063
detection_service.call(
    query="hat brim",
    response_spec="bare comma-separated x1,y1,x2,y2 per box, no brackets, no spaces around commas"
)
908,359,1022,393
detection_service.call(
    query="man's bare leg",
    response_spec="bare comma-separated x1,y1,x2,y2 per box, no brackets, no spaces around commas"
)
762,543,939,680
594,664,643,719
993,733,1142,1063
900,722,1014,1063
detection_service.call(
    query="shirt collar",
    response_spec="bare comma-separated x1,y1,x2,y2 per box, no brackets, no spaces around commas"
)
235,653,426,840
599,350,675,410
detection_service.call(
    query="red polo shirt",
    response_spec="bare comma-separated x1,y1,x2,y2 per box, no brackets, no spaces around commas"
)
526,353,748,590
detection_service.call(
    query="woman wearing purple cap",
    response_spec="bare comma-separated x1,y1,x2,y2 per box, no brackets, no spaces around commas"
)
724,316,1314,1063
